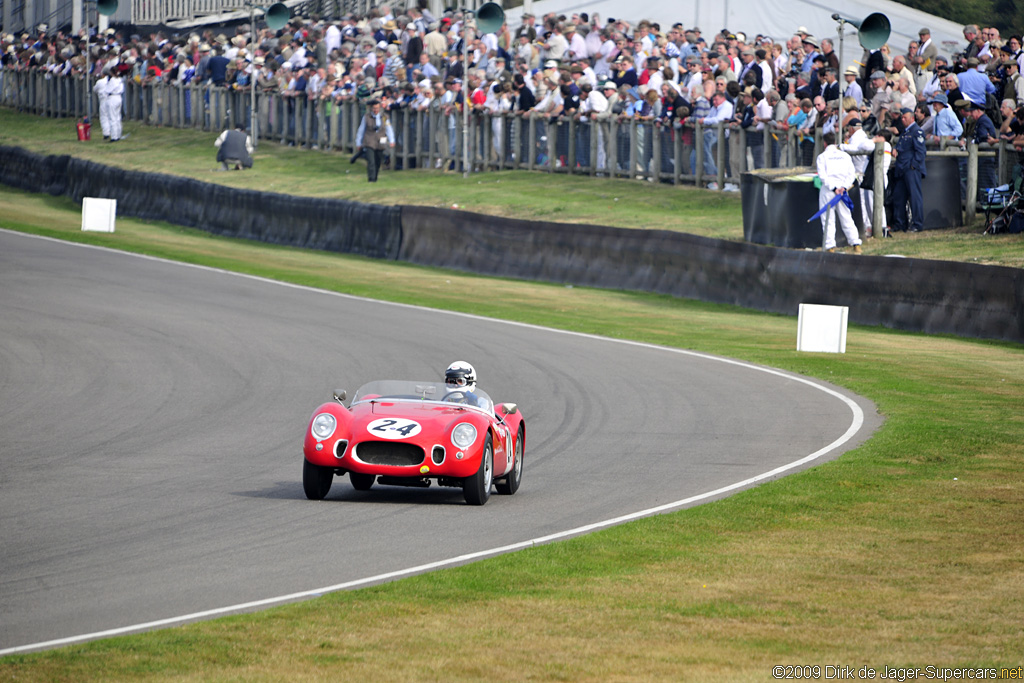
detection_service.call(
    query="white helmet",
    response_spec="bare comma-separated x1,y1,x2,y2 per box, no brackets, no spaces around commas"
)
444,361,477,391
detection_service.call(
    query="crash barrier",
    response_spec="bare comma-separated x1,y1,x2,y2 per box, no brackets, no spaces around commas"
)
400,205,1024,343
1,145,1020,343
742,156,963,249
3,66,1020,195
0,145,401,259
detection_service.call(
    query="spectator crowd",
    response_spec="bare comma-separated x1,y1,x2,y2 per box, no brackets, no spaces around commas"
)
3,7,1024,188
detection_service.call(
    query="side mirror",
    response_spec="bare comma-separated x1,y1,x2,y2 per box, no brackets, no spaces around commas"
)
499,402,518,415
333,389,347,404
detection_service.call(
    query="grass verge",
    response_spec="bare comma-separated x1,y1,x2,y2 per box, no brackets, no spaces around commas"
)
2,107,1024,267
0,183,1022,680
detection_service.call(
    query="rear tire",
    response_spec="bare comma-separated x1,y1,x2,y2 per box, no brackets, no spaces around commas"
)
349,472,375,491
463,434,493,506
496,425,523,495
303,459,333,500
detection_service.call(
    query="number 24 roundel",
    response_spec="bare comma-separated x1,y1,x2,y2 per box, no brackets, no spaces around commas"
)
367,418,422,439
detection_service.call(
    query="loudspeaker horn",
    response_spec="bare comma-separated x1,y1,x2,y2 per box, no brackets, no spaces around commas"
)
833,12,890,51
97,0,118,16
474,2,504,35
265,2,290,30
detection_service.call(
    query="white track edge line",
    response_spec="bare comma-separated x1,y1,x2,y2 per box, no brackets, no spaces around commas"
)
0,229,868,655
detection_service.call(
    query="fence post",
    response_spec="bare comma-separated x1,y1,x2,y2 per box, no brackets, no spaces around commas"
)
716,123,725,190
966,141,978,224
628,119,638,177
872,141,885,235
694,121,704,187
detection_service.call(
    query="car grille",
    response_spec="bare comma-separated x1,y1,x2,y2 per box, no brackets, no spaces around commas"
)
355,441,425,467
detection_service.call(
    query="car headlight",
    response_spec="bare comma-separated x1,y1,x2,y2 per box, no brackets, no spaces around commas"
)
311,413,337,441
451,423,477,449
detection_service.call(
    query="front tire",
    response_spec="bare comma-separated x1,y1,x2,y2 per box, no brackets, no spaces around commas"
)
303,459,333,500
463,434,493,506
349,472,375,491
496,425,523,495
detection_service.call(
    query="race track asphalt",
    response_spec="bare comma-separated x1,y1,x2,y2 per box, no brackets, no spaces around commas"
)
0,229,881,653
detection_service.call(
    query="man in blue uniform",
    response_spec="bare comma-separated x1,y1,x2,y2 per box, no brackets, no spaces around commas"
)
891,107,927,233
963,100,999,199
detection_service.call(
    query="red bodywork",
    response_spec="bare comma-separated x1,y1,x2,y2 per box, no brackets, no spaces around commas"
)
303,392,525,486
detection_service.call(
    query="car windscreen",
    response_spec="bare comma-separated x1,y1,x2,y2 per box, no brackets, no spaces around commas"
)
352,380,493,413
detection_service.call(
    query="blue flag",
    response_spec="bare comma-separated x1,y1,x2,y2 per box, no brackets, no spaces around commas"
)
808,191,854,222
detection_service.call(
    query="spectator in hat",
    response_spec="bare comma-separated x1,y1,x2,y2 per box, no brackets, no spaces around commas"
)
800,37,820,73
1004,58,1024,107
639,55,662,91
911,28,938,89
680,55,702,93
869,70,891,118
927,92,962,143
891,106,926,232
696,89,733,186
843,65,863,105
959,100,998,197
206,45,230,86
591,79,619,171
404,22,423,68
566,23,587,61
515,13,537,42
215,123,253,170
194,42,212,82
354,98,395,182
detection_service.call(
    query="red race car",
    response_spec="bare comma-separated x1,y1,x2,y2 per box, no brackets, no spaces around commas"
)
302,379,525,505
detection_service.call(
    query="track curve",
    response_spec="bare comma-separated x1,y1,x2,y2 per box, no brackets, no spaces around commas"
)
0,230,880,653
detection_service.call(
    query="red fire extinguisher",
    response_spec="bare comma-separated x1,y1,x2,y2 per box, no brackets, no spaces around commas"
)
77,117,91,141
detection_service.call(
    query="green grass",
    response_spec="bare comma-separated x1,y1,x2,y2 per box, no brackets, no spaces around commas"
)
0,118,1022,680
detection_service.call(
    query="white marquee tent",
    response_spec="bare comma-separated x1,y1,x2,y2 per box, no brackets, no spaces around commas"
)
505,0,971,71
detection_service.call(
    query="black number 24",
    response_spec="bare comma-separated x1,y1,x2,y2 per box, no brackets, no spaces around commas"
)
372,419,417,436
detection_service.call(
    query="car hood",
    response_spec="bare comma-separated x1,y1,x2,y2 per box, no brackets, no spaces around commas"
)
345,400,487,441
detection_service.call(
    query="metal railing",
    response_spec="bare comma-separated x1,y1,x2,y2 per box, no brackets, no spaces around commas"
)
2,66,1018,213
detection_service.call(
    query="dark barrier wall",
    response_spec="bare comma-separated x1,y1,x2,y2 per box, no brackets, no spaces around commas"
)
0,146,401,260
2,145,1021,343
0,146,71,195
401,205,1024,343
